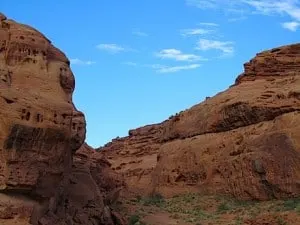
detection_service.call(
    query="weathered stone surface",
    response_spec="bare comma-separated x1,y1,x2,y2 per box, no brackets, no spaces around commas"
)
48,143,126,225
152,112,300,200
99,43,300,200
235,43,300,85
99,124,163,194
0,12,83,223
0,13,124,225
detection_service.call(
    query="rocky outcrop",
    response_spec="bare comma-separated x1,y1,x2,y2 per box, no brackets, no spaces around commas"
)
99,124,163,194
0,13,124,225
235,44,300,85
99,43,300,200
39,144,126,225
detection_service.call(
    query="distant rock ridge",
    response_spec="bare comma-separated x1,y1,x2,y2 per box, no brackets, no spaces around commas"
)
235,43,300,85
0,13,125,225
99,42,300,200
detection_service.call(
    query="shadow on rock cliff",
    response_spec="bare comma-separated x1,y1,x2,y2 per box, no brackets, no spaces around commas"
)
0,13,126,225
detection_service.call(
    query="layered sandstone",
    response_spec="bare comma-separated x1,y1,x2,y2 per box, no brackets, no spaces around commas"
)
0,13,124,225
43,143,126,225
100,124,163,194
99,43,300,200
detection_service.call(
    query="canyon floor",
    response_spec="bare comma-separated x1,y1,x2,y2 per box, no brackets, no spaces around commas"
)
117,193,300,225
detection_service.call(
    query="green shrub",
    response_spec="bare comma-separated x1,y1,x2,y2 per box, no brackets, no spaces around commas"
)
142,193,165,207
217,202,232,212
128,214,146,225
128,214,140,225
283,198,300,210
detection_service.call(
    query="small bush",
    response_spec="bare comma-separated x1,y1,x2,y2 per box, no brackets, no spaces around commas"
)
136,195,142,202
235,216,243,225
217,202,231,212
283,198,300,211
128,214,140,225
276,216,287,225
142,193,165,207
128,214,146,225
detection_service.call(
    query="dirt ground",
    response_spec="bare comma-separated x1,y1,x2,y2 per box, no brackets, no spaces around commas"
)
115,193,300,225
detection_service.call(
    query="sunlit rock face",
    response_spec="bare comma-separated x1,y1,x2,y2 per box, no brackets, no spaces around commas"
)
99,43,300,201
0,13,125,225
0,12,85,224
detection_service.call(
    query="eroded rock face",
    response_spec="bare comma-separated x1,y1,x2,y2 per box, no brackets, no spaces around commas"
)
235,44,300,84
99,124,163,194
99,43,300,200
0,14,124,225
0,13,85,223
39,144,126,225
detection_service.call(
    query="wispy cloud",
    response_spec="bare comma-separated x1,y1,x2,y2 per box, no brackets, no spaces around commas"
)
196,39,234,55
187,0,300,29
243,0,300,18
243,0,300,30
132,30,148,37
281,21,300,31
70,58,96,66
186,0,219,9
156,49,205,62
186,0,242,10
96,43,136,54
180,22,219,38
96,44,125,53
198,22,219,26
180,28,213,36
123,62,201,73
147,64,201,73
225,8,248,22
228,16,247,22
122,61,138,66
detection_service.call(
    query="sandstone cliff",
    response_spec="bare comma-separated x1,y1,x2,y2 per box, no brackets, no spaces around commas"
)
0,13,124,225
99,43,300,201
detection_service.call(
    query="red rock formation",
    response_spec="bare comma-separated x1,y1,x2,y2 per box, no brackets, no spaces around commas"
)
99,43,300,201
39,144,126,225
0,13,124,225
99,124,163,194
235,44,300,85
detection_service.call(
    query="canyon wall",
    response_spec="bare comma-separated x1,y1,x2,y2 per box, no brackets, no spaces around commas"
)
99,43,300,200
0,13,124,225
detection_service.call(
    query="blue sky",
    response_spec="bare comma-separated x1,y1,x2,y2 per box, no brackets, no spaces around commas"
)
2,0,300,147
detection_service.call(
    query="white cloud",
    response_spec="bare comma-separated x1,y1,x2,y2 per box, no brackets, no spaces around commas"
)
70,58,96,66
147,64,201,73
96,44,124,53
159,64,201,73
122,61,138,66
180,28,213,36
228,16,247,22
187,0,242,10
242,0,300,23
243,0,300,18
242,0,300,30
156,49,205,62
186,0,249,23
186,0,219,9
96,44,135,54
123,61,201,73
198,22,219,26
132,30,148,37
281,21,300,31
187,0,300,29
196,39,234,55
